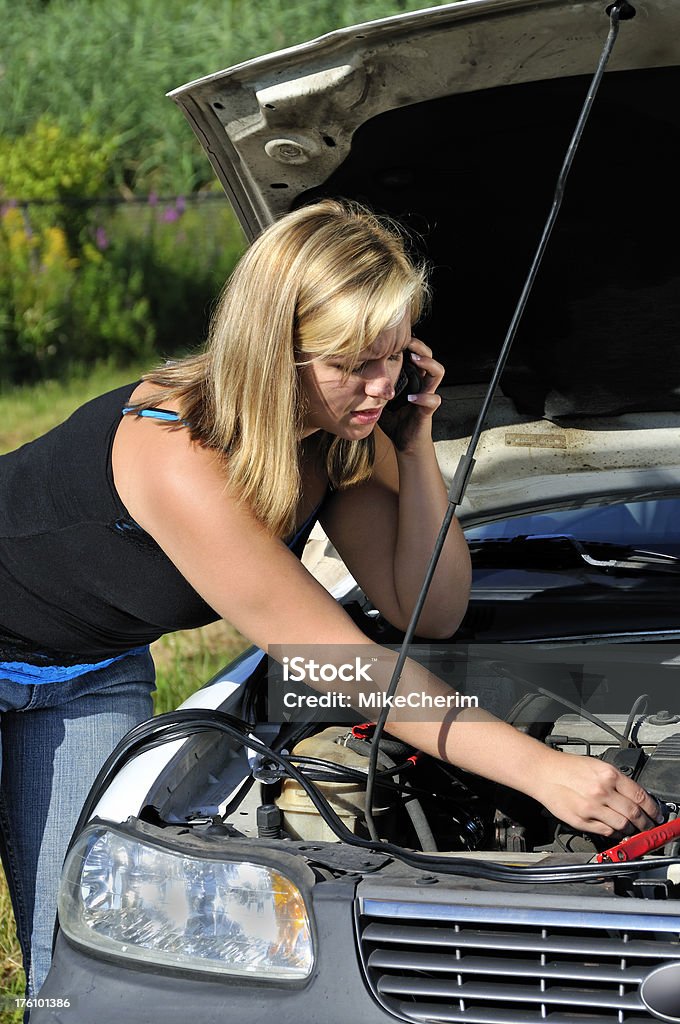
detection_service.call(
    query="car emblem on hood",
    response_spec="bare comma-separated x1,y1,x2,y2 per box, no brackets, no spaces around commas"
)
640,963,680,1022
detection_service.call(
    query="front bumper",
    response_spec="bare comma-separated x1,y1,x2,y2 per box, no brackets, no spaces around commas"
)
35,851,680,1024
35,877,390,1024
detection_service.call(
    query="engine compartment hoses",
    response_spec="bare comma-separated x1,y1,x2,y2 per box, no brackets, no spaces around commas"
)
622,694,650,745
68,708,680,884
338,735,438,849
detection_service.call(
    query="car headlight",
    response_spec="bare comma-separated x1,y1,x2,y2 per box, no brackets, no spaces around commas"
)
58,825,314,980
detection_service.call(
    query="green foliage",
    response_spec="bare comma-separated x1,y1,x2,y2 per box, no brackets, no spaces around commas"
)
151,623,247,716
0,192,245,384
0,0,456,381
0,111,246,382
0,204,156,382
0,865,23,1024
105,199,246,354
0,119,114,248
0,119,111,201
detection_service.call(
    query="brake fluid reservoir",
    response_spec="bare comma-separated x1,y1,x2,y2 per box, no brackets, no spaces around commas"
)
275,726,393,841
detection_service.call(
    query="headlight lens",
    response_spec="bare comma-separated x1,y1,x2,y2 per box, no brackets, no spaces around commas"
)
59,826,314,979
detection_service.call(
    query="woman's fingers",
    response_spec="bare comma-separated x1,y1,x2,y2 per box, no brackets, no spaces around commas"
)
611,773,663,831
582,799,655,837
407,335,431,356
409,339,444,393
407,391,441,411
538,752,663,837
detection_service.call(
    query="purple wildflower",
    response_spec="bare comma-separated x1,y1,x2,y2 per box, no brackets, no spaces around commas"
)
95,226,109,251
1,199,18,218
148,191,159,206
163,207,179,223
175,195,186,214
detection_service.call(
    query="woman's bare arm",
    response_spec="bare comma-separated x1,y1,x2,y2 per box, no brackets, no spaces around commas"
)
320,337,470,638
113,415,662,838
320,425,470,638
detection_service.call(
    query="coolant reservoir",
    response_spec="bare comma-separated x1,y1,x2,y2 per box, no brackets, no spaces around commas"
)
275,726,393,841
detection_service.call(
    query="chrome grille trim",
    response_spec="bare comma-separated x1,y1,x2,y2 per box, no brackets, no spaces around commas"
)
360,900,680,931
377,977,642,1010
357,899,680,1024
367,949,648,984
361,921,680,958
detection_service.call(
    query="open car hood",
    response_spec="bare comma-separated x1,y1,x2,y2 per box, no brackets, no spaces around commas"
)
169,0,680,524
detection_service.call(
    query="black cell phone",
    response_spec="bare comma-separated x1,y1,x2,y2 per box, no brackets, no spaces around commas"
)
388,361,422,409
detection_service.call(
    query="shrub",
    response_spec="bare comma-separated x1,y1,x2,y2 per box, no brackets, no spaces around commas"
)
0,192,246,385
0,119,114,250
0,204,156,382
103,197,246,355
0,112,248,384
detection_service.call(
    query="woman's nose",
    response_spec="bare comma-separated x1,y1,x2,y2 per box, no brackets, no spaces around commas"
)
364,370,395,401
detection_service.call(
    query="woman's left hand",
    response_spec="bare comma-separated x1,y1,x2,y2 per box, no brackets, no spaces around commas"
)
529,748,663,836
381,336,445,452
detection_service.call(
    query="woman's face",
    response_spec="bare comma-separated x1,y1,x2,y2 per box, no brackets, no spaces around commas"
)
300,309,412,439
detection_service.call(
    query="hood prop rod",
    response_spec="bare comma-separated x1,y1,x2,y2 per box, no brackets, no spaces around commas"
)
364,0,636,842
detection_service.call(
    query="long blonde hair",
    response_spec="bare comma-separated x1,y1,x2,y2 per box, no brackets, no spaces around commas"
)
138,199,429,537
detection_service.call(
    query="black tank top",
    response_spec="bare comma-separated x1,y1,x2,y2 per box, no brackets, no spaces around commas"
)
0,382,322,666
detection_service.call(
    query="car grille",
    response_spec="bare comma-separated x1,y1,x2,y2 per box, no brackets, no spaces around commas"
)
357,898,680,1023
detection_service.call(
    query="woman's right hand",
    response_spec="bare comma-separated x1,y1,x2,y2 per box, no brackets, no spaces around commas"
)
530,749,663,837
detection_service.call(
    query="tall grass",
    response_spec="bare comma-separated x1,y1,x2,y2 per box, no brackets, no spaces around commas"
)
0,884,23,1024
0,0,454,193
0,361,147,450
0,365,247,1018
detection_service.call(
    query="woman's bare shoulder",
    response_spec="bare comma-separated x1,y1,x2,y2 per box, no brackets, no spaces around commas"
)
111,389,364,652
112,381,226,529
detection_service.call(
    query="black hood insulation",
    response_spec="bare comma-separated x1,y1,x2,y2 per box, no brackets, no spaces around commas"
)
298,66,680,421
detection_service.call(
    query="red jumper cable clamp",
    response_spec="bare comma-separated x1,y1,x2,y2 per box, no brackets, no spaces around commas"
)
596,814,680,863
351,722,375,740
350,722,422,766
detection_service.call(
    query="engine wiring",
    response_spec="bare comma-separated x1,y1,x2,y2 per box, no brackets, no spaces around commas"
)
623,693,650,745
489,661,639,748
68,708,680,886
285,754,444,805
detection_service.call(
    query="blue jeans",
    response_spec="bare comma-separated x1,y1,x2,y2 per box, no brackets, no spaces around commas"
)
0,650,156,1003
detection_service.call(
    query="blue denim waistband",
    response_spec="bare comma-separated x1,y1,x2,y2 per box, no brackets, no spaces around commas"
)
0,646,150,684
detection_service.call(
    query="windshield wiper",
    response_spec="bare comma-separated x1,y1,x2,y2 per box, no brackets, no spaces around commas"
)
470,533,680,576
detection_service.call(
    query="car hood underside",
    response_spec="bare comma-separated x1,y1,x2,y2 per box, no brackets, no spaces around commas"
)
170,0,680,522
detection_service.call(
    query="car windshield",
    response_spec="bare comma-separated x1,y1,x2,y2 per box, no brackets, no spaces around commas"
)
465,497,680,557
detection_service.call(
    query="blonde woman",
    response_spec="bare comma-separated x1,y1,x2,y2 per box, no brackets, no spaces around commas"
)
0,199,661,1001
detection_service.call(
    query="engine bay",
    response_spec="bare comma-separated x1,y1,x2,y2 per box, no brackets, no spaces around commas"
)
230,710,680,852
109,606,680,904
212,651,680,901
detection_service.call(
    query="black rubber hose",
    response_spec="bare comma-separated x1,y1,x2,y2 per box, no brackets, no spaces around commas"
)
68,710,680,883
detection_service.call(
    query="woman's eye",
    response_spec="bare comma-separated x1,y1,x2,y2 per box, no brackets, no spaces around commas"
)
335,362,367,375
331,352,401,375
